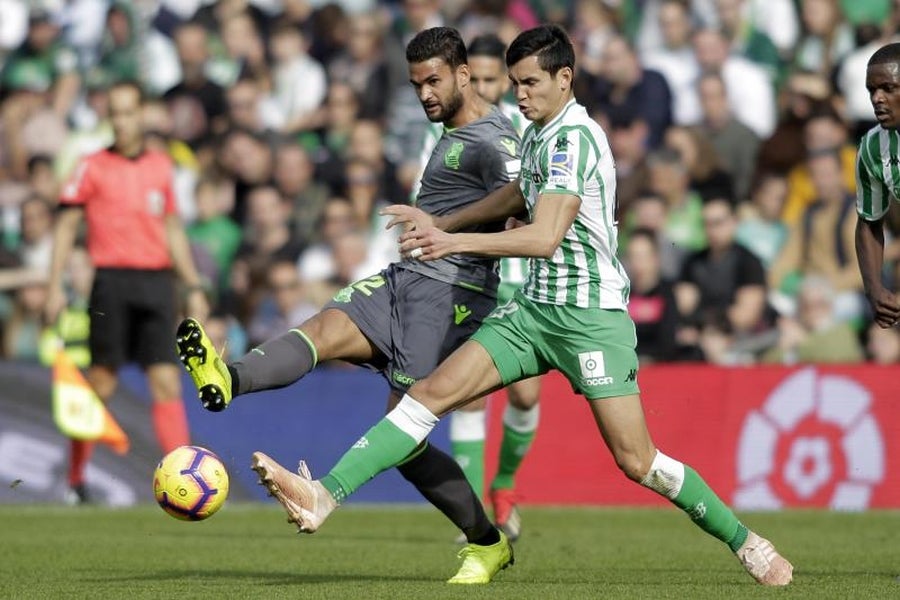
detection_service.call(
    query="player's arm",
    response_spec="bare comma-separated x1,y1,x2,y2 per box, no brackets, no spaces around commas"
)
44,206,83,324
400,191,579,260
165,213,209,321
383,180,525,234
856,216,900,327
854,142,900,327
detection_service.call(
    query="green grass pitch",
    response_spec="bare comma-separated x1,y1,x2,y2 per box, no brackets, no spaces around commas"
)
1,505,898,599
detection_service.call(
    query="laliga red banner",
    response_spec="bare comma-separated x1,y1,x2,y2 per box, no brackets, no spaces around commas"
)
485,365,900,509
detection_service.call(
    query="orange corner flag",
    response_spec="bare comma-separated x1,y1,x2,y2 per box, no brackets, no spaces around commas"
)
52,349,130,455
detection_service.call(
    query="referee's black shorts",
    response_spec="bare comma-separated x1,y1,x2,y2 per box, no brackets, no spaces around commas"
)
88,268,179,368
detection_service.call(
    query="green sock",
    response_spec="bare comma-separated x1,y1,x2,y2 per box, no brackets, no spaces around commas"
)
491,425,535,490
451,440,485,500
673,466,749,552
321,418,419,503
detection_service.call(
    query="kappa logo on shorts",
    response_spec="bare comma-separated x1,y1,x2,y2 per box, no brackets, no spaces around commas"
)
578,351,613,386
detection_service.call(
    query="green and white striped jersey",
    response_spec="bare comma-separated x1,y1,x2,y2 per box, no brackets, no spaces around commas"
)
856,125,900,221
518,99,629,309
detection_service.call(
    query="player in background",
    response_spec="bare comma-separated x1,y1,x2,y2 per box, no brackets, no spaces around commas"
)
855,42,900,328
413,33,537,542
45,80,209,504
177,27,518,583
249,24,794,587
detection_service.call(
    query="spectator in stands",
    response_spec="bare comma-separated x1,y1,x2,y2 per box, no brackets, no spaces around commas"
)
761,275,865,364
246,258,317,347
3,275,47,361
18,194,54,272
342,156,400,273
0,8,80,120
793,0,855,77
608,110,652,218
297,195,357,293
755,71,832,176
273,142,331,246
692,27,776,138
736,172,790,269
676,196,771,343
27,155,60,204
226,76,277,137
187,175,242,292
268,20,327,135
782,104,857,224
624,191,686,280
164,21,228,147
586,35,672,149
642,0,699,126
623,228,680,363
714,0,784,85
96,2,140,84
218,128,274,224
768,149,864,322
309,81,361,191
696,71,760,203
663,124,734,202
646,146,706,253
1,83,68,182
218,11,270,85
346,119,405,205
328,12,390,120
227,184,305,324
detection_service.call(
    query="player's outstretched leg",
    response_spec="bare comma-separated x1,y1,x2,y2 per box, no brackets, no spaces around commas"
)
250,451,336,533
640,450,793,586
176,318,233,411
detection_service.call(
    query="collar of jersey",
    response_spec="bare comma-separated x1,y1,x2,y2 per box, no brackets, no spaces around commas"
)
535,98,577,134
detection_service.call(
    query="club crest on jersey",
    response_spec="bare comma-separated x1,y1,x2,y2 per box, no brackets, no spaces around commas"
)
146,189,165,215
548,151,573,185
444,141,464,170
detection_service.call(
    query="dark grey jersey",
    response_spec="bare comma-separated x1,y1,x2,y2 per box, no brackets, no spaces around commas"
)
402,108,521,296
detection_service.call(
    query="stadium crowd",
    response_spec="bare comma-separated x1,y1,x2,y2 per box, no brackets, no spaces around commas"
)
1,0,900,368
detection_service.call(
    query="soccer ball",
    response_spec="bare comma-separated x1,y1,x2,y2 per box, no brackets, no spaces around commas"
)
153,445,229,521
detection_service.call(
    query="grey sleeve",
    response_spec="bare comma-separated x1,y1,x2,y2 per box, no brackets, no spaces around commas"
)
479,137,520,192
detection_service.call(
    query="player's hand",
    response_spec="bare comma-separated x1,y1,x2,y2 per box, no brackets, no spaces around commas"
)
867,287,900,328
505,217,527,230
399,226,455,261
381,204,435,233
43,285,67,327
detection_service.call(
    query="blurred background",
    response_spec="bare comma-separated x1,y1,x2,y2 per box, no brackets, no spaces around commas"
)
0,0,898,510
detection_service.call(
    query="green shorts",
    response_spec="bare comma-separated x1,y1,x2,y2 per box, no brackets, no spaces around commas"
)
470,291,640,400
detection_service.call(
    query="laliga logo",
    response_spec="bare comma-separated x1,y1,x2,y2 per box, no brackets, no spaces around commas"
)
734,368,884,510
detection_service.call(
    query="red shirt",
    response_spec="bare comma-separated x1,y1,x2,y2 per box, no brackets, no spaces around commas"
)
60,148,177,269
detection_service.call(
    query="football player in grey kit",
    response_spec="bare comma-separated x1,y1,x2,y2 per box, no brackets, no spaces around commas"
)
176,27,519,583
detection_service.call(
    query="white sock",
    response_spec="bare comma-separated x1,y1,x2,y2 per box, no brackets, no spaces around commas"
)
639,450,685,500
502,404,539,433
385,393,440,444
450,409,486,442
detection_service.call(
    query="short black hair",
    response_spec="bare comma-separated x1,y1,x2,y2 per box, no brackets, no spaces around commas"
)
467,34,506,61
406,27,467,70
868,42,900,67
506,24,575,76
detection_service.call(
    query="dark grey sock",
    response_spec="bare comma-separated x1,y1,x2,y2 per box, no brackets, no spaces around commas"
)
397,442,496,543
231,330,316,395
